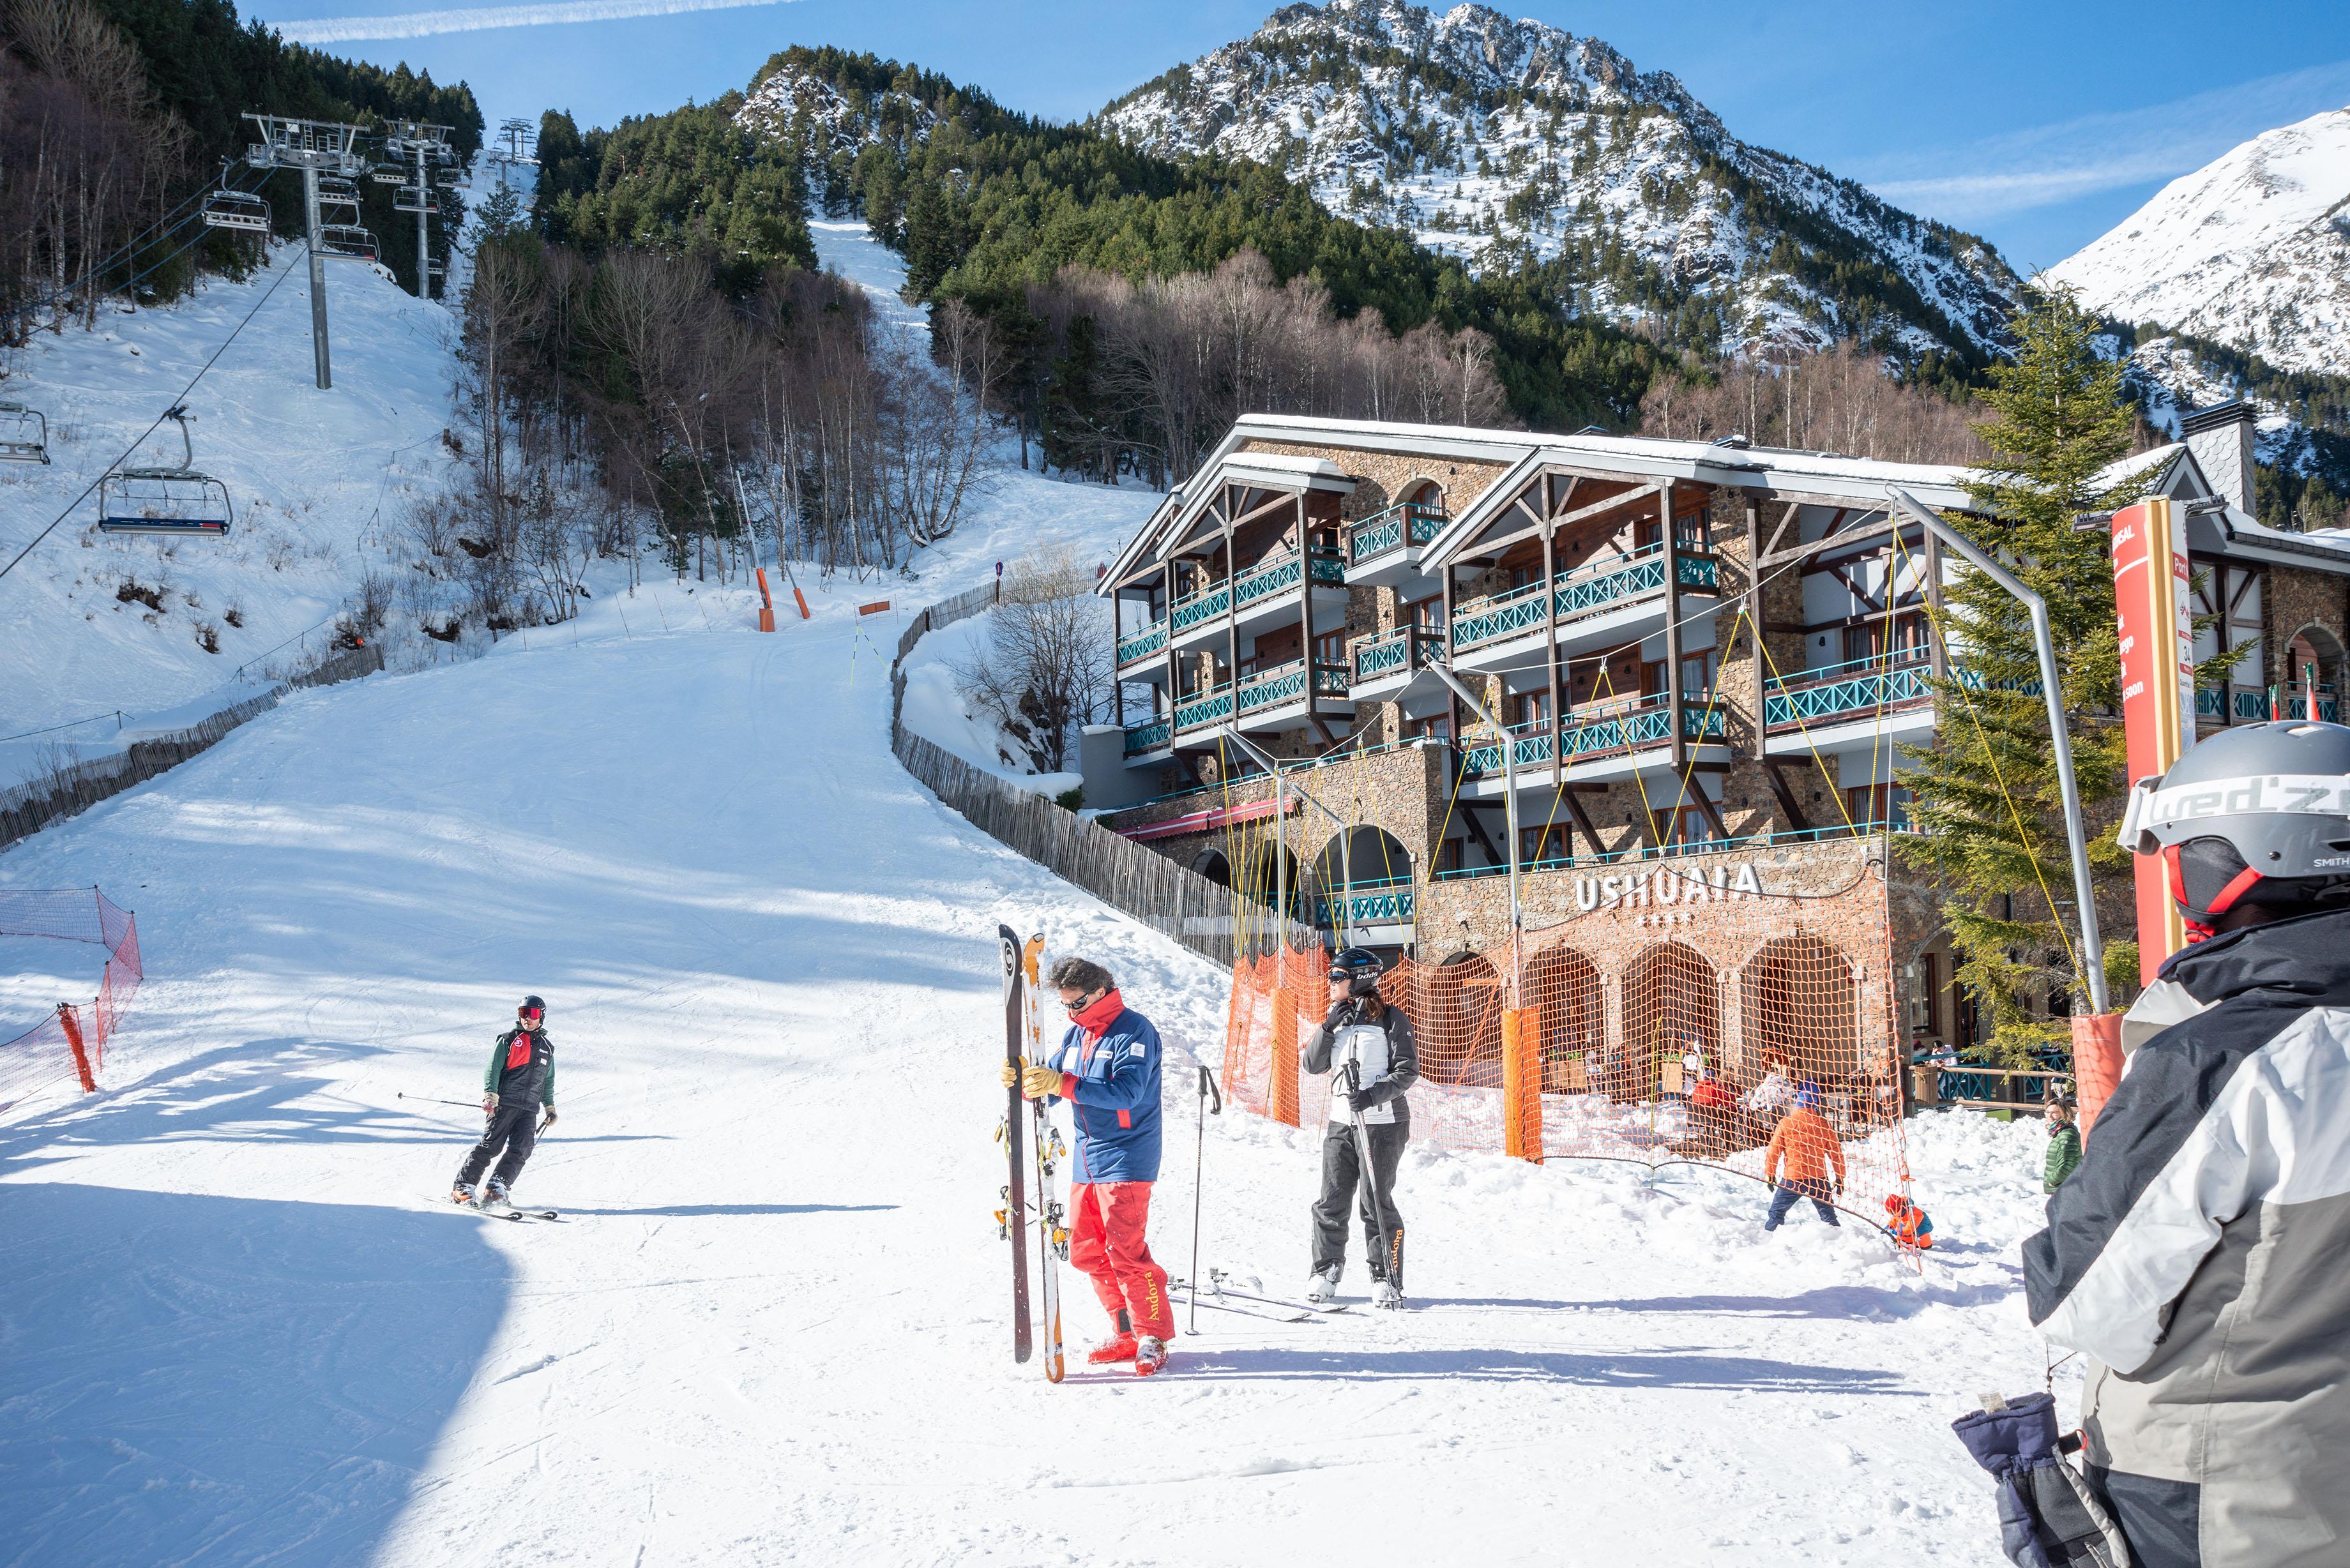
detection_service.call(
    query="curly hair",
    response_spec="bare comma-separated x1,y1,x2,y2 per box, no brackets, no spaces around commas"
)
1046,956,1114,995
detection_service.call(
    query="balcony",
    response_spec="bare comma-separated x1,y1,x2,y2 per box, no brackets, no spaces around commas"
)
1123,717,1171,758
1449,545,1722,669
1764,651,1935,732
1167,548,1348,651
1312,877,1417,929
1347,624,1445,700
1346,502,1447,586
1458,697,1728,779
1116,617,1169,668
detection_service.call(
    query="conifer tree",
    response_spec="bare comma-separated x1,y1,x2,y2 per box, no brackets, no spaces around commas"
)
1900,285,2146,1063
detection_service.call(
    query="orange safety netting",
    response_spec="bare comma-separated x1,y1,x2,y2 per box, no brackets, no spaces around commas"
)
1224,859,1914,1226
0,887,141,1106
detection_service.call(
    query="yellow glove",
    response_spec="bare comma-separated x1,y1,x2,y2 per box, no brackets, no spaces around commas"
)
999,1060,1018,1090
1019,1064,1063,1100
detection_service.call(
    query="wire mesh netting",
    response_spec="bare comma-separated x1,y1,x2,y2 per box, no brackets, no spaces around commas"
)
0,887,141,1106
1224,858,1914,1225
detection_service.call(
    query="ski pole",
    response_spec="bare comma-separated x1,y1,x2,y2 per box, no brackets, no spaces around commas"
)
1343,1059,1399,1298
398,1092,481,1110
1188,1062,1221,1334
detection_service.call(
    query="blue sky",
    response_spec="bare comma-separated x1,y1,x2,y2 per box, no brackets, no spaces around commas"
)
250,0,2350,269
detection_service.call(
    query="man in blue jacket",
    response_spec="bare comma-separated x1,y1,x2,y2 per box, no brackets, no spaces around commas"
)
1004,954,1171,1376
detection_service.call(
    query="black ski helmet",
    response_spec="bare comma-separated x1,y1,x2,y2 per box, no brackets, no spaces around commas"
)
1328,947,1384,997
520,994,546,1021
2117,720,2350,936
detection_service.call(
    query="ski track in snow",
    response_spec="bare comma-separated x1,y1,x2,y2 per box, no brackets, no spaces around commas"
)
0,225,2061,1568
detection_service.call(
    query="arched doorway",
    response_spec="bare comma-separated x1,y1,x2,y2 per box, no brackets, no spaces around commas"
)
1190,847,1232,887
1622,941,1719,1104
2284,625,2346,721
1240,841,1302,923
1524,945,1602,1094
1308,826,1414,935
1740,934,1859,1089
1420,951,1506,1087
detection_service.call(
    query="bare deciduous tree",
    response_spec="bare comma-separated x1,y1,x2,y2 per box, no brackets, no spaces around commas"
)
953,547,1112,773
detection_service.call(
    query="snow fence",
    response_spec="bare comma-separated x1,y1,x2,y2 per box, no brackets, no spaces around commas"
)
0,642,383,851
0,887,140,1106
1224,859,1917,1228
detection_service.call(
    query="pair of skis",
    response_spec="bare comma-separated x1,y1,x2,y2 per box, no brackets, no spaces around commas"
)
1172,1269,1352,1323
997,924,1066,1382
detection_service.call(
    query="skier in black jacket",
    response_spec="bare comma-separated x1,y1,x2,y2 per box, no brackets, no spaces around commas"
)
1302,947,1418,1308
451,995,557,1209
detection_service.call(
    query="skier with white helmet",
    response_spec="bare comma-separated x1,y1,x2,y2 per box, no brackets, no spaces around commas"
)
1302,947,1418,1308
2023,719,2350,1567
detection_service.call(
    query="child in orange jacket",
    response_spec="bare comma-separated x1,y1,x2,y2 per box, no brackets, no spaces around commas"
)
1884,1194,1934,1249
1762,1086,1845,1230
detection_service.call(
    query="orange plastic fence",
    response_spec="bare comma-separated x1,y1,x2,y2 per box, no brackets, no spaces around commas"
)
1225,859,1914,1225
0,887,141,1107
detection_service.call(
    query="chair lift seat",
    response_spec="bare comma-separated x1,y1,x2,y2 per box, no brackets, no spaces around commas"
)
200,190,271,234
0,402,51,464
97,468,233,538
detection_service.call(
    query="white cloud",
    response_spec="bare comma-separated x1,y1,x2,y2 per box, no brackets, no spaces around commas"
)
275,0,798,45
1858,59,2350,222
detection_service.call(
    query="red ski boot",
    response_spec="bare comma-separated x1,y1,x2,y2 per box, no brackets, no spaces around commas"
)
1133,1336,1168,1377
1086,1332,1139,1366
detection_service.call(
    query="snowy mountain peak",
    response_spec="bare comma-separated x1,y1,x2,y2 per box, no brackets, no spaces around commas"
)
1098,0,2022,361
2050,107,2350,377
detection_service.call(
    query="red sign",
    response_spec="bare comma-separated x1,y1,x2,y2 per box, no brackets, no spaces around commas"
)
1119,794,1300,842
2111,497,2194,983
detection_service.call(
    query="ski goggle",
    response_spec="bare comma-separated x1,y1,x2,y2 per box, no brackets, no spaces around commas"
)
519,1006,543,1021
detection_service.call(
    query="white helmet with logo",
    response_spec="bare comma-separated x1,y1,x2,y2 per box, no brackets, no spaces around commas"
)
2116,720,2350,935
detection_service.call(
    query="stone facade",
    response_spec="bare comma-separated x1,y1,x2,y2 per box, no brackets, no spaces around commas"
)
2264,563,2349,688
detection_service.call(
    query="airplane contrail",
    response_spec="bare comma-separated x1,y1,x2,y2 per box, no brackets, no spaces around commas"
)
277,0,799,45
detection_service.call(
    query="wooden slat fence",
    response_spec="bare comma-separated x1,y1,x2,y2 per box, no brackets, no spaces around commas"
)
888,584,1310,969
2,643,385,851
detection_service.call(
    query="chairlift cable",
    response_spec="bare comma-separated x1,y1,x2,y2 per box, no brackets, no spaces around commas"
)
0,254,298,587
1,167,272,330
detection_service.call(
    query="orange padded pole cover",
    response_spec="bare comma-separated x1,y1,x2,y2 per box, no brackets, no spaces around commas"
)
2072,1014,2125,1136
1501,1007,1543,1163
1269,988,1300,1127
57,1004,95,1092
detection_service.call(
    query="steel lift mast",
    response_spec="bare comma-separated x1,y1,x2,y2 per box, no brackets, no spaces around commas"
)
243,114,368,389
383,121,457,299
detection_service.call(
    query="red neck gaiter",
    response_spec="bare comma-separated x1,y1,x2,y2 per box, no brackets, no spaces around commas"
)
1072,989,1125,1041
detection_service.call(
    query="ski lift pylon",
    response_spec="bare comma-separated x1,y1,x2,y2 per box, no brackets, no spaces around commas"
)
0,401,51,464
96,405,232,538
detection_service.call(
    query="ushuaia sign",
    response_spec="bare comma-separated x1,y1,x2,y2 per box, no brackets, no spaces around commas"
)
1575,862,1764,912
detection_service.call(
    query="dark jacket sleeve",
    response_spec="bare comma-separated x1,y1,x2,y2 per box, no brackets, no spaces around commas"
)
1301,1005,1345,1074
541,1039,556,1109
484,1033,508,1096
1354,1008,1419,1108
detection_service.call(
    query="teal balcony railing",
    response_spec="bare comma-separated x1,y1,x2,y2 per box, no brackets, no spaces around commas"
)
1169,582,1229,635
1236,660,1308,716
1457,698,1725,776
1347,502,1448,566
1172,684,1235,734
1764,651,1936,730
1123,718,1171,755
1451,544,1720,654
2282,682,2340,722
1116,617,1169,667
1313,877,1418,927
2200,683,2337,722
1349,624,1442,686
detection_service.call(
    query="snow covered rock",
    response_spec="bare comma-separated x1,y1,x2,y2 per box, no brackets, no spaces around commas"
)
1096,0,2023,361
2051,107,2350,379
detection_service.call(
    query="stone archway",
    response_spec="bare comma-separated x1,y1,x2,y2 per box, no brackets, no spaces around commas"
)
1190,847,1231,887
1524,944,1602,1094
2283,624,2346,721
1740,934,1860,1088
1621,941,1720,1104
1420,951,1506,1087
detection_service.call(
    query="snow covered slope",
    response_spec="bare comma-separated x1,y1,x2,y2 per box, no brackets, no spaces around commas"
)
1,515,2064,1565
0,248,467,757
2051,107,2350,377
1096,0,2021,360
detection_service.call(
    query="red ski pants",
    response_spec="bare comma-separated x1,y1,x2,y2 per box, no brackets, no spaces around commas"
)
1068,1180,1172,1339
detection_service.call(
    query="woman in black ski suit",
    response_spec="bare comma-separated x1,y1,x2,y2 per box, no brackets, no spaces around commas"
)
1302,947,1418,1308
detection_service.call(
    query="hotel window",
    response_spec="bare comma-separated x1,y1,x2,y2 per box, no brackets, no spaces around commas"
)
1679,649,1717,697
1314,630,1346,667
1406,711,1452,743
1520,824,1573,865
1843,783,1913,829
1407,594,1444,631
1666,806,1717,847
1845,612,1929,666
1517,689,1550,727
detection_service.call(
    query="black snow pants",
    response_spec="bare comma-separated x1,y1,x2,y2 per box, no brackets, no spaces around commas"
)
459,1103,540,1189
1311,1117,1406,1288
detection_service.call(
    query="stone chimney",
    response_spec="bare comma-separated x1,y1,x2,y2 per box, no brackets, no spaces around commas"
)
2181,400,2256,517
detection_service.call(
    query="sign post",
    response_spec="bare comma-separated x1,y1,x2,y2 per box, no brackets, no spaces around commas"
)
2111,497,2195,985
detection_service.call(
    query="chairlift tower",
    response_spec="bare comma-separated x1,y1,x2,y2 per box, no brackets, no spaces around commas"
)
489,117,537,190
244,114,368,389
383,121,456,300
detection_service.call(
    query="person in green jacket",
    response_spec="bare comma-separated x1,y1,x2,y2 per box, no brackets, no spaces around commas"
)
2043,1094,2082,1194
450,995,557,1209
